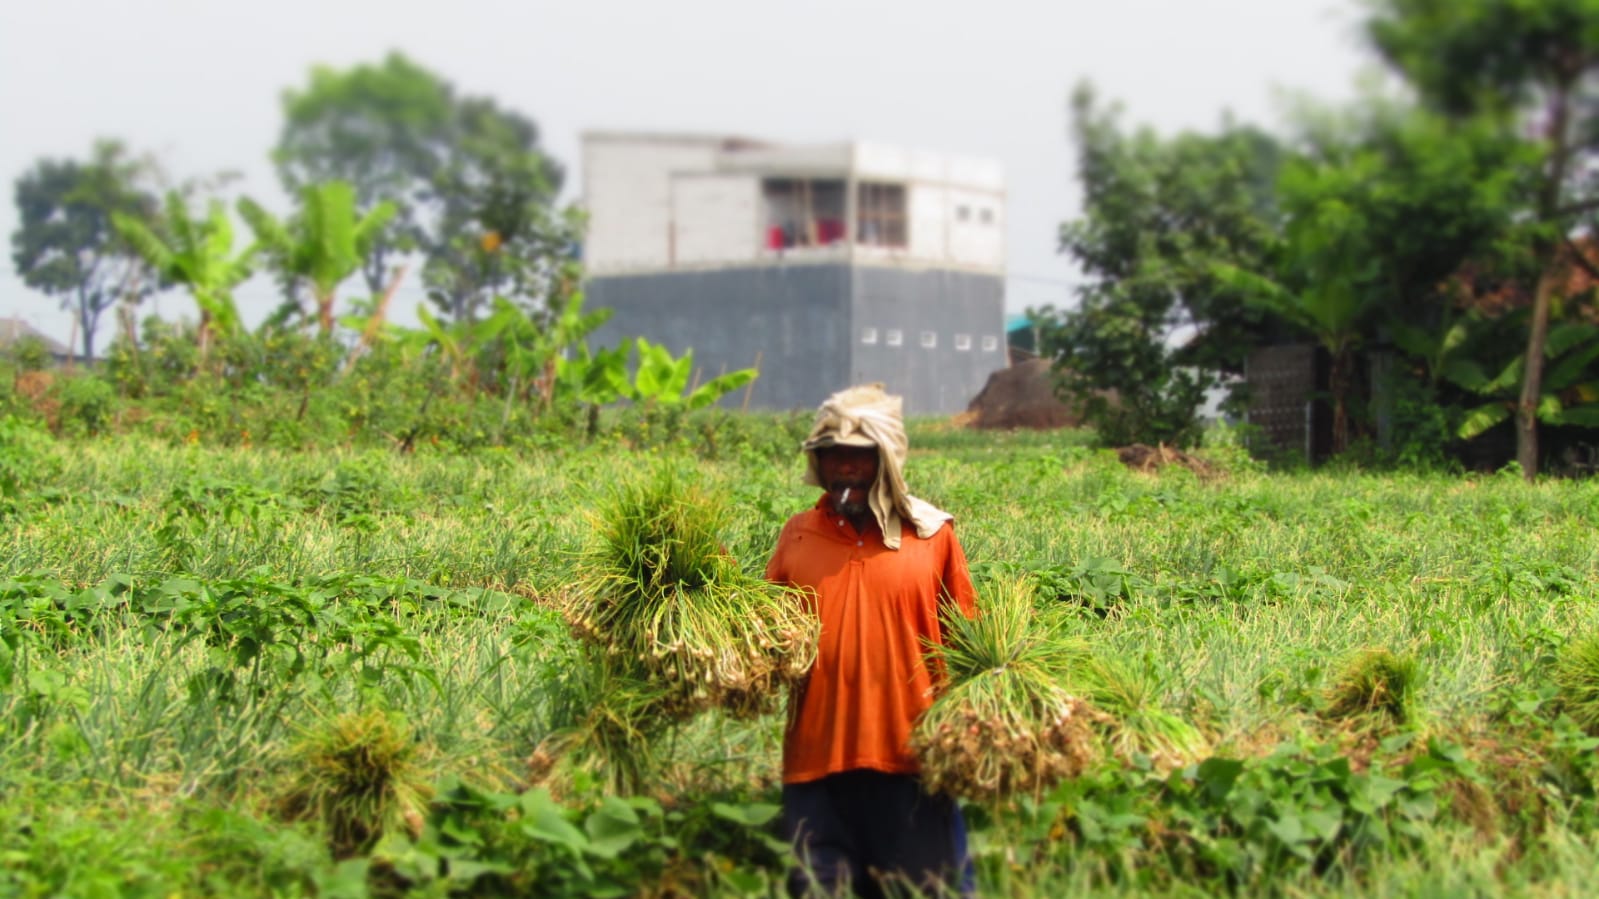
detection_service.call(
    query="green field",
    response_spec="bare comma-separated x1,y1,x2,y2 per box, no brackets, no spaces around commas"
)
3,418,1598,897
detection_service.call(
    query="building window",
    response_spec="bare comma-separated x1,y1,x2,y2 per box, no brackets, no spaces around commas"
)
954,333,972,351
979,207,995,225
860,327,878,345
762,178,847,250
981,335,999,352
920,330,937,349
857,182,908,248
955,204,971,222
885,328,904,347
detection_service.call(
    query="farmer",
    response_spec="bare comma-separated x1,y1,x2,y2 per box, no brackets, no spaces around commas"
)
766,383,979,898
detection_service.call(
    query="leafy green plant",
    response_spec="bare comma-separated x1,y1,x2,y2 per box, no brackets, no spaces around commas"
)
49,374,116,437
1444,317,1599,442
112,192,257,356
238,180,397,335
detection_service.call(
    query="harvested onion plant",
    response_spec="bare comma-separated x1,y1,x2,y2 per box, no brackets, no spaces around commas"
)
279,708,431,859
1321,647,1420,727
1554,633,1599,736
565,466,818,719
1073,657,1210,770
532,643,675,797
911,577,1101,805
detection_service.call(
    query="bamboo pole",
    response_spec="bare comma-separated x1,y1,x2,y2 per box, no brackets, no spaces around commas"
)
741,350,762,412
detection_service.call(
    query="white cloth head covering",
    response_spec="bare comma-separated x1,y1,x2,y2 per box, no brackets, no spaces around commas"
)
802,383,952,550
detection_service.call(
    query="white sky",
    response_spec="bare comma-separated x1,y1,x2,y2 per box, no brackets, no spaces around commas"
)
1,0,1377,349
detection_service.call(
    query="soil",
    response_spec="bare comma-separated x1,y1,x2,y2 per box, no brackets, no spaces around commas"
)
964,358,1081,430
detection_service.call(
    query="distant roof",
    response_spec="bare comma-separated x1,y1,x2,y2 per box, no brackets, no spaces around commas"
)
0,316,71,356
1005,313,1035,333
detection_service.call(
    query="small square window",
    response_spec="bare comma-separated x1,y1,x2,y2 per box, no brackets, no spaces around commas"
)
861,327,878,345
885,329,904,347
979,207,995,225
955,204,971,222
980,335,999,352
954,334,972,351
920,331,937,349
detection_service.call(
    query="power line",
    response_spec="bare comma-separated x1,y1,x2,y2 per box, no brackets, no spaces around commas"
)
1005,272,1085,289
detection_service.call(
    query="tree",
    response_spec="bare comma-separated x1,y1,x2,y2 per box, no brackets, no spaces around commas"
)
1217,102,1527,454
10,140,162,360
113,192,256,357
273,52,565,320
238,182,397,335
1038,84,1284,447
1368,0,1599,478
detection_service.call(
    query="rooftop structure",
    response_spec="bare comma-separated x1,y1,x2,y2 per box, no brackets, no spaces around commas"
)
582,132,1008,414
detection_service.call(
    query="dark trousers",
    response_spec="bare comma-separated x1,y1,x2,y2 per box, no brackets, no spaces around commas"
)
782,770,974,898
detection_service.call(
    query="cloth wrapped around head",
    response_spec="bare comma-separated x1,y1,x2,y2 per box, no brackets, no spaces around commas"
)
801,383,952,550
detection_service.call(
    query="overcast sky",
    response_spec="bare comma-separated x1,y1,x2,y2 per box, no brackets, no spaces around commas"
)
1,0,1380,348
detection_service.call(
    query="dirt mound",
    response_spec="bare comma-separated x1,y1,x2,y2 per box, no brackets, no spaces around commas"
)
1116,443,1219,478
965,359,1080,430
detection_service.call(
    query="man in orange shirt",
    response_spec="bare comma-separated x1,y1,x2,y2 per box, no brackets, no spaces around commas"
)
766,384,979,898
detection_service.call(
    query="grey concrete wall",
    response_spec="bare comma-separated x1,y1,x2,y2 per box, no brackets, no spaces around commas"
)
848,268,1007,414
586,264,1005,415
587,266,852,411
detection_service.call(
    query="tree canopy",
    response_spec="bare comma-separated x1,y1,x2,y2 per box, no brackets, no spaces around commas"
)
1037,83,1285,447
273,52,568,321
10,140,162,360
1367,0,1599,477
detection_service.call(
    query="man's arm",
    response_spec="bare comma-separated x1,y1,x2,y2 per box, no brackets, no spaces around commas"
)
938,525,979,618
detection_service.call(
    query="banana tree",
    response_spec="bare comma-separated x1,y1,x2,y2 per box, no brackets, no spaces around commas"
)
475,292,612,408
112,191,255,358
556,337,757,409
1443,317,1599,441
238,182,396,335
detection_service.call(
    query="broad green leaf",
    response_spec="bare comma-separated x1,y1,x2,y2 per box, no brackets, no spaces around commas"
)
711,801,781,827
685,369,757,410
1457,402,1509,440
1544,339,1599,390
1194,757,1245,801
1548,404,1599,427
1438,358,1490,392
583,796,642,859
1483,355,1524,395
520,788,588,853
1544,321,1598,359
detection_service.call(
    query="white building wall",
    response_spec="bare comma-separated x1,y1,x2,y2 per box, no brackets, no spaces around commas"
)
947,186,1004,268
582,133,1005,274
583,136,724,273
716,143,853,176
671,174,760,266
908,184,947,261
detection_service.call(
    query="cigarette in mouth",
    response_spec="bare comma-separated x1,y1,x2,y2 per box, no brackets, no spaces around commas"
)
840,487,851,505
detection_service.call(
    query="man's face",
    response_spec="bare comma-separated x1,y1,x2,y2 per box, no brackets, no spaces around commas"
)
815,444,879,517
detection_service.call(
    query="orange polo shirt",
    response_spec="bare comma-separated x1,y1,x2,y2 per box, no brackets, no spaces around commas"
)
766,495,978,785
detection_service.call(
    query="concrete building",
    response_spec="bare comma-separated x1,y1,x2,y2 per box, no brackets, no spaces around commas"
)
581,132,1008,414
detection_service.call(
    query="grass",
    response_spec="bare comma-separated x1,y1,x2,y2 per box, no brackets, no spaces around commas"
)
2,423,1598,894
